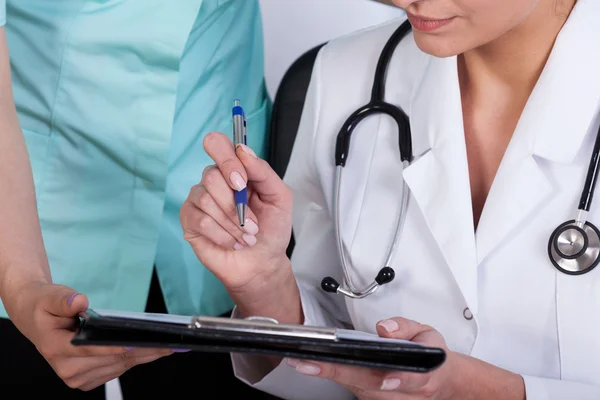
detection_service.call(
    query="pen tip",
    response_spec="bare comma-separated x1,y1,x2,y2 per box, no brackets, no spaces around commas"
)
234,99,241,107
236,204,246,228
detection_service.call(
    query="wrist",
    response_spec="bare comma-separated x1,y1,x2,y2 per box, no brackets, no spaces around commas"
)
1,279,47,325
447,352,526,400
0,262,50,314
443,351,465,400
229,256,303,325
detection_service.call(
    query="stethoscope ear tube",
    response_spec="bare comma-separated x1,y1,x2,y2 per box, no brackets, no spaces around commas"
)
335,105,377,167
323,21,416,299
324,161,410,299
334,101,412,167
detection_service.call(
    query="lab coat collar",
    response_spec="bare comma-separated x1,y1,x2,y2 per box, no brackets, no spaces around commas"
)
529,0,600,164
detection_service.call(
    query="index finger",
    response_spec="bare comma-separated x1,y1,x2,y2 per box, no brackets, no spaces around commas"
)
203,132,247,192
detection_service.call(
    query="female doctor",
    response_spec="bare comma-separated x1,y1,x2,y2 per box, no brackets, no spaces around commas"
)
181,0,600,399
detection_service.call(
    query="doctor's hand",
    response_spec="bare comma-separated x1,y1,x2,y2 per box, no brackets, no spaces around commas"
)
286,317,525,400
7,282,173,391
180,132,301,323
287,317,455,400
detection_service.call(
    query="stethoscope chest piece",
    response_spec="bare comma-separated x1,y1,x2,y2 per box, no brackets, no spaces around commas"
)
548,220,600,275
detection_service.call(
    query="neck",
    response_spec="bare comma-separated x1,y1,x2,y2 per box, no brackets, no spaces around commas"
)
458,0,576,100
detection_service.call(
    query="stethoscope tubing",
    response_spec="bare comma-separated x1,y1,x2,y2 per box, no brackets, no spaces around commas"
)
332,161,410,299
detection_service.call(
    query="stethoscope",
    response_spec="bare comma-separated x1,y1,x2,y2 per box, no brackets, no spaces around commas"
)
321,20,600,300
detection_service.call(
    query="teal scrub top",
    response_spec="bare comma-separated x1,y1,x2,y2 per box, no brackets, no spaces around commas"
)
0,0,271,319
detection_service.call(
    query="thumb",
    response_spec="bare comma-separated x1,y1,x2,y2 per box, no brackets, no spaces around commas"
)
236,144,291,208
45,286,89,317
375,317,434,341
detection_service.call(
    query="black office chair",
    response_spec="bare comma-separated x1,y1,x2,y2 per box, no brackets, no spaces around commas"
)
269,43,326,178
268,43,326,257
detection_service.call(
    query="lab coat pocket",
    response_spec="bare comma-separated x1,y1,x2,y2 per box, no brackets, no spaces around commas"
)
556,269,600,385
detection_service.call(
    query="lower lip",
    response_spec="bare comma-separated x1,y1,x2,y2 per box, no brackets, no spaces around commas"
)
407,15,455,32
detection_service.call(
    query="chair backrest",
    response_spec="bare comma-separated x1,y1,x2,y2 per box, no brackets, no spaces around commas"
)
269,43,326,179
268,43,326,257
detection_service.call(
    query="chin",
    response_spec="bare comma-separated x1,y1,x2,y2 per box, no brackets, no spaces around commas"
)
413,33,464,58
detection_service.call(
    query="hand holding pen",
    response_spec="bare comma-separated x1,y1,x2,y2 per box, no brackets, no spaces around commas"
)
180,100,298,318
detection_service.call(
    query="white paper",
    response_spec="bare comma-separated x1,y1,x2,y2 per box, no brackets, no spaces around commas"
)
335,329,421,346
92,308,193,325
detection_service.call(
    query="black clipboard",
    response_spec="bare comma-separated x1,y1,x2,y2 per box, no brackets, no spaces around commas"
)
71,309,446,373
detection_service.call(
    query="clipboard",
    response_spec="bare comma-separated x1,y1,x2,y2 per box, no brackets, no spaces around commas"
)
71,309,446,373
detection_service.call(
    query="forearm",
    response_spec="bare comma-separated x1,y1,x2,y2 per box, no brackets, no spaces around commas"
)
451,352,525,400
0,28,51,305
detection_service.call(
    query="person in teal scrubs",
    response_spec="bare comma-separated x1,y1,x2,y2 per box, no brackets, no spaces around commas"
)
0,0,277,398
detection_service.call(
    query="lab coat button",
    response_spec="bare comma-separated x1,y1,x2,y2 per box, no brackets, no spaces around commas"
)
463,307,473,320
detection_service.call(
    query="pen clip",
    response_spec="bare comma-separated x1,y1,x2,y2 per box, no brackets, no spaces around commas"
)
242,112,247,146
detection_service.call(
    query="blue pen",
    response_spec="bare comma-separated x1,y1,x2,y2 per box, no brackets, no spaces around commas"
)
232,99,247,227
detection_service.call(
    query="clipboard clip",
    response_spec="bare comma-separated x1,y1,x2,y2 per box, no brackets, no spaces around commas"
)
244,316,279,324
188,315,280,330
188,314,336,340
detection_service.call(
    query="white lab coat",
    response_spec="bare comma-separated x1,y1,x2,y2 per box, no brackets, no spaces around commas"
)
232,1,600,398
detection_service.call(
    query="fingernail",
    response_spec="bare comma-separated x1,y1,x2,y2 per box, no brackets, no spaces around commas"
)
381,378,401,391
286,358,300,368
125,347,136,351
67,293,79,307
243,234,257,246
243,219,259,235
295,362,321,376
233,242,244,251
238,144,257,158
379,319,399,333
230,171,246,191
173,349,191,353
